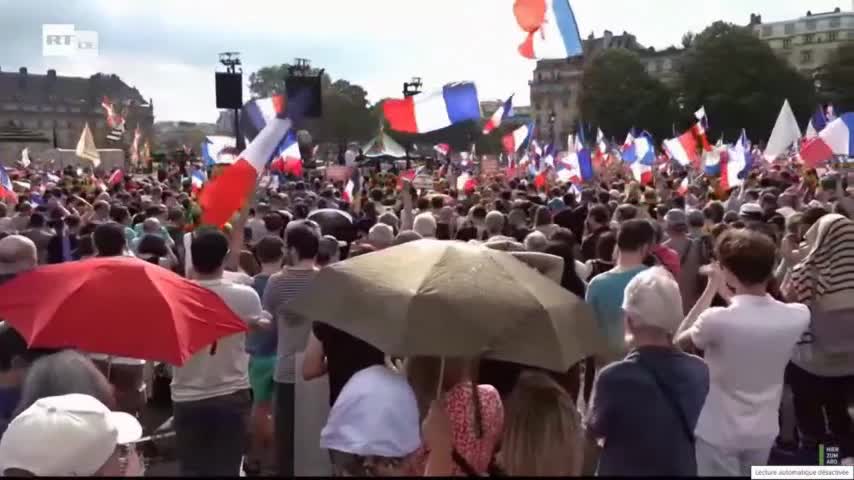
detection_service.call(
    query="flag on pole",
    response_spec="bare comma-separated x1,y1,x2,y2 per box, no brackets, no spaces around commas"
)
19,148,31,168
200,96,292,227
576,128,594,181
621,130,637,163
663,130,701,168
722,130,750,191
502,123,534,153
482,94,514,134
269,133,303,177
764,99,802,162
191,168,206,193
694,106,709,130
515,0,583,60
433,143,451,156
75,123,101,168
804,105,829,140
800,113,854,167
383,82,481,134
101,96,127,141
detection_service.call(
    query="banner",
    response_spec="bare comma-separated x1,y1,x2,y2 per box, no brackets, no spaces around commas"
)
412,174,434,191
481,156,499,177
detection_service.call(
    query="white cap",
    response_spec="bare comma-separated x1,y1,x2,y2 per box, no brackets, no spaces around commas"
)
320,365,421,458
0,394,142,476
622,267,684,334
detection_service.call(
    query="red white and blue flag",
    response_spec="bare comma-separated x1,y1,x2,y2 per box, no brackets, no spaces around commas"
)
482,95,514,135
0,166,17,203
383,82,481,134
502,122,534,153
191,168,207,192
200,95,291,227
514,0,583,60
722,129,751,191
433,143,451,156
800,112,854,167
270,133,303,177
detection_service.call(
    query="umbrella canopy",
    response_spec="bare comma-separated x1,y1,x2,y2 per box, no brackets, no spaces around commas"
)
362,131,407,159
286,239,604,371
308,208,356,243
0,256,248,365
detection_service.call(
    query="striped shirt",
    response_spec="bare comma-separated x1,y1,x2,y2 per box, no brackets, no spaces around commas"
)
263,267,319,383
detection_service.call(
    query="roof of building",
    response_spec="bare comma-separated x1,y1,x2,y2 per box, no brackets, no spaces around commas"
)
0,68,147,105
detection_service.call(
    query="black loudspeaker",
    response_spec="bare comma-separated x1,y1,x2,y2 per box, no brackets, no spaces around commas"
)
286,75,322,118
215,72,243,109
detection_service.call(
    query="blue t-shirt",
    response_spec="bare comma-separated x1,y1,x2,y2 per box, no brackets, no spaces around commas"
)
587,346,710,476
585,266,648,352
245,274,277,357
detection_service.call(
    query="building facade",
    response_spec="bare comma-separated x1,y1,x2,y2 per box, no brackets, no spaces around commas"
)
749,7,854,75
529,31,682,146
0,67,154,165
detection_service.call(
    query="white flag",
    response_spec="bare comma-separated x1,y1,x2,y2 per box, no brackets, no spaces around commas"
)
75,122,101,167
20,148,31,168
764,99,801,162
694,106,706,121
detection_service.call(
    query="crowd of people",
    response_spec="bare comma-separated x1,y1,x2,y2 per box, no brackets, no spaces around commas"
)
0,156,852,477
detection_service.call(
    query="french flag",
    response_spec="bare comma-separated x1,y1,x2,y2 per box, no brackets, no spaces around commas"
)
630,161,653,186
383,82,481,134
191,169,206,193
694,106,709,130
503,122,533,153
677,177,689,196
516,0,583,60
200,96,291,227
663,129,701,168
621,130,636,162
800,113,854,167
241,96,288,143
270,133,303,177
722,130,750,191
483,95,514,135
0,166,17,203
596,128,608,155
556,152,581,184
804,105,829,140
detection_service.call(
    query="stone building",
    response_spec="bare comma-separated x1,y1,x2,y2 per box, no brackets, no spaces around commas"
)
0,67,154,165
529,31,682,146
749,6,854,76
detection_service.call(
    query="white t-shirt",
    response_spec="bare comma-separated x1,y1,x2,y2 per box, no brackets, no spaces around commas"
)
689,294,809,449
170,278,263,403
0,217,13,234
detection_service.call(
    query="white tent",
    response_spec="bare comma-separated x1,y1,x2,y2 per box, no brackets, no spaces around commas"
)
362,131,406,158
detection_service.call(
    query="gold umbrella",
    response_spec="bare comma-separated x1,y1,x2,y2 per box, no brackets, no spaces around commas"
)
286,239,604,372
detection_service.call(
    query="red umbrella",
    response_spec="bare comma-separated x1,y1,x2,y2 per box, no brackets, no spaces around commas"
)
0,256,248,365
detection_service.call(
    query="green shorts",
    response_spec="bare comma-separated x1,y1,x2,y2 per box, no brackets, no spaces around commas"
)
248,355,276,404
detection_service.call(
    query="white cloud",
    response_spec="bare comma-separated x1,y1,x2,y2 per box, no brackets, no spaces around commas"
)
41,0,849,121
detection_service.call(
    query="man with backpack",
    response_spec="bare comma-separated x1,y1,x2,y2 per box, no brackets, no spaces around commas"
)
663,209,711,315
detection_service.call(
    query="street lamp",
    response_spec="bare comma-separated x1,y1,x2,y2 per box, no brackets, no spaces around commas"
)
402,77,423,169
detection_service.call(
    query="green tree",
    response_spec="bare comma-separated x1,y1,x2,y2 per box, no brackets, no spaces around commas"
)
248,65,375,144
817,42,854,113
678,21,815,142
579,48,677,142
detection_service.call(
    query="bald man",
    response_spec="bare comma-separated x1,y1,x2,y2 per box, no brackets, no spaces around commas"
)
0,235,37,281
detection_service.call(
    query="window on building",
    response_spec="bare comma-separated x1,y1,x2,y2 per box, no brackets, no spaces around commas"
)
801,50,813,64
762,25,773,37
784,23,795,34
804,33,815,44
783,38,793,49
828,31,838,42
830,17,841,28
805,19,817,31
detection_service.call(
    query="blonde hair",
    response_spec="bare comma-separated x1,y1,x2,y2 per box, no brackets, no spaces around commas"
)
389,356,479,427
500,371,582,476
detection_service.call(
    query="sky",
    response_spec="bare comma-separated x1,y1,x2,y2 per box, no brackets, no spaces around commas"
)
0,0,847,123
